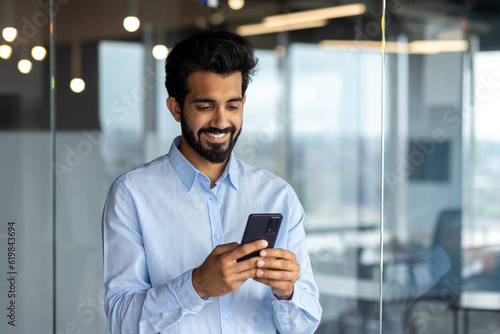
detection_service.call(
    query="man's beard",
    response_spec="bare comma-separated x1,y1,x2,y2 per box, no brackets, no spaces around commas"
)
180,112,241,164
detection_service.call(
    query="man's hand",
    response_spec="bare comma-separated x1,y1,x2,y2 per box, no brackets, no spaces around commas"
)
253,249,300,300
192,240,268,299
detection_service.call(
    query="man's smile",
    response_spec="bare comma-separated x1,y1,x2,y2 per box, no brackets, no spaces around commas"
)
202,131,230,143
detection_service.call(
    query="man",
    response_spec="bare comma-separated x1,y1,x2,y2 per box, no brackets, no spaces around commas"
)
102,30,322,334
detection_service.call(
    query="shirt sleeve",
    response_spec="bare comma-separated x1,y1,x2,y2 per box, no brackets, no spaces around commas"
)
271,186,322,334
102,181,211,334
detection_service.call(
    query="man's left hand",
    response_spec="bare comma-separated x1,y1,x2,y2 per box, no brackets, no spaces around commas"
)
253,248,300,300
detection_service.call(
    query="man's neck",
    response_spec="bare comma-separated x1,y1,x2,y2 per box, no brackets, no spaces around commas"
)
178,137,228,188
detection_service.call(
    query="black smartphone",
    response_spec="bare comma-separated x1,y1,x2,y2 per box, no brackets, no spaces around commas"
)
237,213,283,262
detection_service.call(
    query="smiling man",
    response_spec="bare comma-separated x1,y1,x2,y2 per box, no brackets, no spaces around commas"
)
102,30,322,334
170,70,244,187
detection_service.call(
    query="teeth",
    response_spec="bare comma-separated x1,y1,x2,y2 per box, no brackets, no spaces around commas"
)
207,133,225,138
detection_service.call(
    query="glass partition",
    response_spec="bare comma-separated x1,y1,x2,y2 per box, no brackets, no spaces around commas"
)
0,1,53,334
2,0,500,333
287,43,382,333
382,0,500,333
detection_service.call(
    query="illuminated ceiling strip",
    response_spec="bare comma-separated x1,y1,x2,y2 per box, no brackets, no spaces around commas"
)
263,3,367,26
320,40,404,53
237,20,327,37
408,40,469,54
237,3,365,37
320,40,469,54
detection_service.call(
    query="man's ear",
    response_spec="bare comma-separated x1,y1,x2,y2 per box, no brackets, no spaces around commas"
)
167,97,182,122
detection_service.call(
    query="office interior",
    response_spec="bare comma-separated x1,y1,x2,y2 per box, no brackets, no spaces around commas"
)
1,0,500,333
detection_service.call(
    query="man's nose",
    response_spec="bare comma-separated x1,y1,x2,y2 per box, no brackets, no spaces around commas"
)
209,107,230,129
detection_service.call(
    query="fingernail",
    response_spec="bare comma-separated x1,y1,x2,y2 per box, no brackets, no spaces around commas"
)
257,269,264,277
260,250,267,257
257,260,265,267
261,240,268,247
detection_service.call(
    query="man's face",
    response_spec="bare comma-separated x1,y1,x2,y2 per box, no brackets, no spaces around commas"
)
175,71,245,164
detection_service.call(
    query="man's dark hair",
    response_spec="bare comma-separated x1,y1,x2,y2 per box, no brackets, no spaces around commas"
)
165,30,258,109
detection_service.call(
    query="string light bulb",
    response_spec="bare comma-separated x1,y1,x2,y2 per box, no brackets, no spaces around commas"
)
18,59,32,74
31,46,47,61
70,78,85,93
2,27,17,42
0,45,12,59
152,45,168,60
228,0,245,10
123,16,140,32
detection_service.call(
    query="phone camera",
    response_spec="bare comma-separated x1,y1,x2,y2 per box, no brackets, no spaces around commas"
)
266,218,279,234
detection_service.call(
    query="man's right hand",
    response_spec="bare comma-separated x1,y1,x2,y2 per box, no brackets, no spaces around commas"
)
192,240,268,299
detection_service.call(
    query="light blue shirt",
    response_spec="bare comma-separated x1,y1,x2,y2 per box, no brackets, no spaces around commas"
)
102,136,322,334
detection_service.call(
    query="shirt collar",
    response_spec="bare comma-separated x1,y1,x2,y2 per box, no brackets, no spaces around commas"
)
168,136,239,191
219,151,239,190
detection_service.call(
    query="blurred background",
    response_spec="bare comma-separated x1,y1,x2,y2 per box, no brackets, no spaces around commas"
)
1,0,500,333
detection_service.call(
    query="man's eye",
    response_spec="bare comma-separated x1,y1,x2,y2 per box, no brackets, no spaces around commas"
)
227,105,240,110
197,105,211,111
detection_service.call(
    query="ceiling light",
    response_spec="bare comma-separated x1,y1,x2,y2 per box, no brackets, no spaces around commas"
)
2,27,17,42
409,40,469,54
320,40,469,54
320,40,389,52
228,0,245,10
32,46,47,61
123,16,140,32
152,45,168,60
237,20,327,37
237,3,366,37
70,78,85,93
263,3,366,27
18,59,32,74
0,45,12,59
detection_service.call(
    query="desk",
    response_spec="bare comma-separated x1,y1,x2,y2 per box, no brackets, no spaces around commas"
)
453,292,500,334
315,274,500,333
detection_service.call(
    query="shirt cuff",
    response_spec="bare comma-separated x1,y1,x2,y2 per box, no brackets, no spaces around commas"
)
272,285,300,304
271,285,303,320
172,269,212,313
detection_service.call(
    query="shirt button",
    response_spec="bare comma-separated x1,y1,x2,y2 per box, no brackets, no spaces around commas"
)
214,233,220,239
210,196,215,201
223,314,228,319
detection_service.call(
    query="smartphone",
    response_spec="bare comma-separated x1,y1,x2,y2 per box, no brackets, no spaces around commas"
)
237,213,283,262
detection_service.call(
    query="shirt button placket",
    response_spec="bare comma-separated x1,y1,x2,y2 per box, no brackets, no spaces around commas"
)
206,189,231,332
206,191,223,249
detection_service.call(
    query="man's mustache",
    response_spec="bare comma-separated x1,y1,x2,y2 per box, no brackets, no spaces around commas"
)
198,127,236,136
